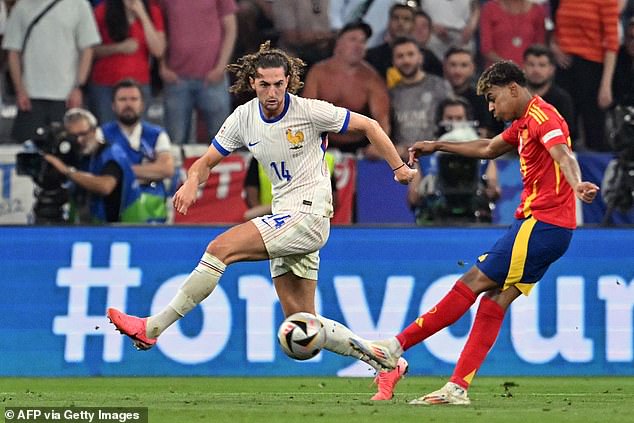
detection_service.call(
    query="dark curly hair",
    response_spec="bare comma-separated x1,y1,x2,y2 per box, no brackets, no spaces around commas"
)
105,0,151,42
227,41,305,94
477,60,527,95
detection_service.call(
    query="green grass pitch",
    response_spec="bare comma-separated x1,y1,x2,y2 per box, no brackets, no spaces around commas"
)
1,377,633,423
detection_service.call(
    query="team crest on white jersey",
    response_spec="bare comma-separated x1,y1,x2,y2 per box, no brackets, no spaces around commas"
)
286,128,304,150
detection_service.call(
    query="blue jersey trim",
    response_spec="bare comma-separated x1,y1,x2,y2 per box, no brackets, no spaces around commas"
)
259,93,291,123
339,110,351,134
212,138,231,156
320,132,328,153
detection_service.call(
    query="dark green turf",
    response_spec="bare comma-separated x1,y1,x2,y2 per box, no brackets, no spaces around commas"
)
1,377,632,423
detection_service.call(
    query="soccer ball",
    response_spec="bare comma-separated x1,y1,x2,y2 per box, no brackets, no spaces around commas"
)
277,312,326,360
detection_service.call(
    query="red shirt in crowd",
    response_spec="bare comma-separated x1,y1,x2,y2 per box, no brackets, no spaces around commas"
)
555,0,619,64
91,2,165,85
480,0,547,67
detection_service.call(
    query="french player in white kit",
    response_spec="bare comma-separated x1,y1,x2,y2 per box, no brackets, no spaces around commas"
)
108,42,416,386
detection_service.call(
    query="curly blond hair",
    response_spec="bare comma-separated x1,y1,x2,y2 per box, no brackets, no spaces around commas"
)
227,41,306,95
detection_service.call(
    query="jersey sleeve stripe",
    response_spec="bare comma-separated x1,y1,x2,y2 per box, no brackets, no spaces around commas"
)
528,110,546,124
212,138,231,156
542,128,564,144
339,110,351,134
530,105,549,122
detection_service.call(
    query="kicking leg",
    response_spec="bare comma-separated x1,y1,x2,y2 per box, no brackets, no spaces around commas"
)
412,284,521,406
109,221,269,349
351,266,496,369
449,287,519,389
350,267,497,401
274,272,382,371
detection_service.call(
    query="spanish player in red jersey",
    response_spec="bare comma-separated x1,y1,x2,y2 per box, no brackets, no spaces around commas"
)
349,60,599,404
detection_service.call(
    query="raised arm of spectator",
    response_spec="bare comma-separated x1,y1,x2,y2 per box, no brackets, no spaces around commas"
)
128,0,166,58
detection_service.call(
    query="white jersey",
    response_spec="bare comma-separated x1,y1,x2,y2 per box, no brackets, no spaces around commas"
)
213,93,350,217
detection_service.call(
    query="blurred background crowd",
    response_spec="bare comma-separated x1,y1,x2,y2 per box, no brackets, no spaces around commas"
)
0,0,632,226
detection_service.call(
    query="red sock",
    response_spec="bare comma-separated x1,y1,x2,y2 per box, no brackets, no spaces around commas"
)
396,280,476,351
450,296,505,390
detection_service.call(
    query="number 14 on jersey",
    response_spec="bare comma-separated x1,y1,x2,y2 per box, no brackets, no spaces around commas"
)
270,161,292,182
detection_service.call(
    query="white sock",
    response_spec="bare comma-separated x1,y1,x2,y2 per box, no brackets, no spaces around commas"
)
146,252,226,338
318,315,381,371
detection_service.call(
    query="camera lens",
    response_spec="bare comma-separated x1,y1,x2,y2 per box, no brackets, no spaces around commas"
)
58,140,72,154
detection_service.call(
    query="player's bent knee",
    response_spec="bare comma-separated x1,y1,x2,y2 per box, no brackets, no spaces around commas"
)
475,279,499,295
206,238,232,263
461,268,498,295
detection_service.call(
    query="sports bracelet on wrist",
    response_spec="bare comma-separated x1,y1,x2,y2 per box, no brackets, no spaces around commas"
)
392,163,406,172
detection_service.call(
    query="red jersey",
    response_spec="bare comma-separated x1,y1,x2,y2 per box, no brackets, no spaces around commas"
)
91,3,165,85
501,96,576,229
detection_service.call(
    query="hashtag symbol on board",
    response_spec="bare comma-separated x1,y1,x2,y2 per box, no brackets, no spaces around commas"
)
52,242,142,363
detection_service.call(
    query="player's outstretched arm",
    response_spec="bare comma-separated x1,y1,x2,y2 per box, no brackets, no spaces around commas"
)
548,144,599,204
408,134,513,165
346,112,416,184
173,145,224,215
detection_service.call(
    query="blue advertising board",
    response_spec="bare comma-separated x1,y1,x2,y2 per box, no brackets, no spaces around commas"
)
1,226,633,377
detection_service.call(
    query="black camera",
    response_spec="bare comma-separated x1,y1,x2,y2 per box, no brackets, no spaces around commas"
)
602,106,634,224
15,123,82,223
16,123,81,185
610,106,634,160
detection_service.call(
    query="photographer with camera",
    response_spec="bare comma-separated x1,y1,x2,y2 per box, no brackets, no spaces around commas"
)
42,108,145,223
15,121,82,223
408,96,501,225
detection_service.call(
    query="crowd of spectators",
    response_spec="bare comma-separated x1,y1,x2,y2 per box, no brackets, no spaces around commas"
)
0,0,631,224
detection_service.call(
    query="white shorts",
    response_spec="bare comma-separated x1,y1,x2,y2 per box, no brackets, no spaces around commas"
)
252,211,330,280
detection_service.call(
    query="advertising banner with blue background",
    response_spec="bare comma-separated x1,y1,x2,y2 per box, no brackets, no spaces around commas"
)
1,226,633,378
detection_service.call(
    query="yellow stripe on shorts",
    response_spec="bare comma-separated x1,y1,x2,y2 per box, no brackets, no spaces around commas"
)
503,217,537,296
